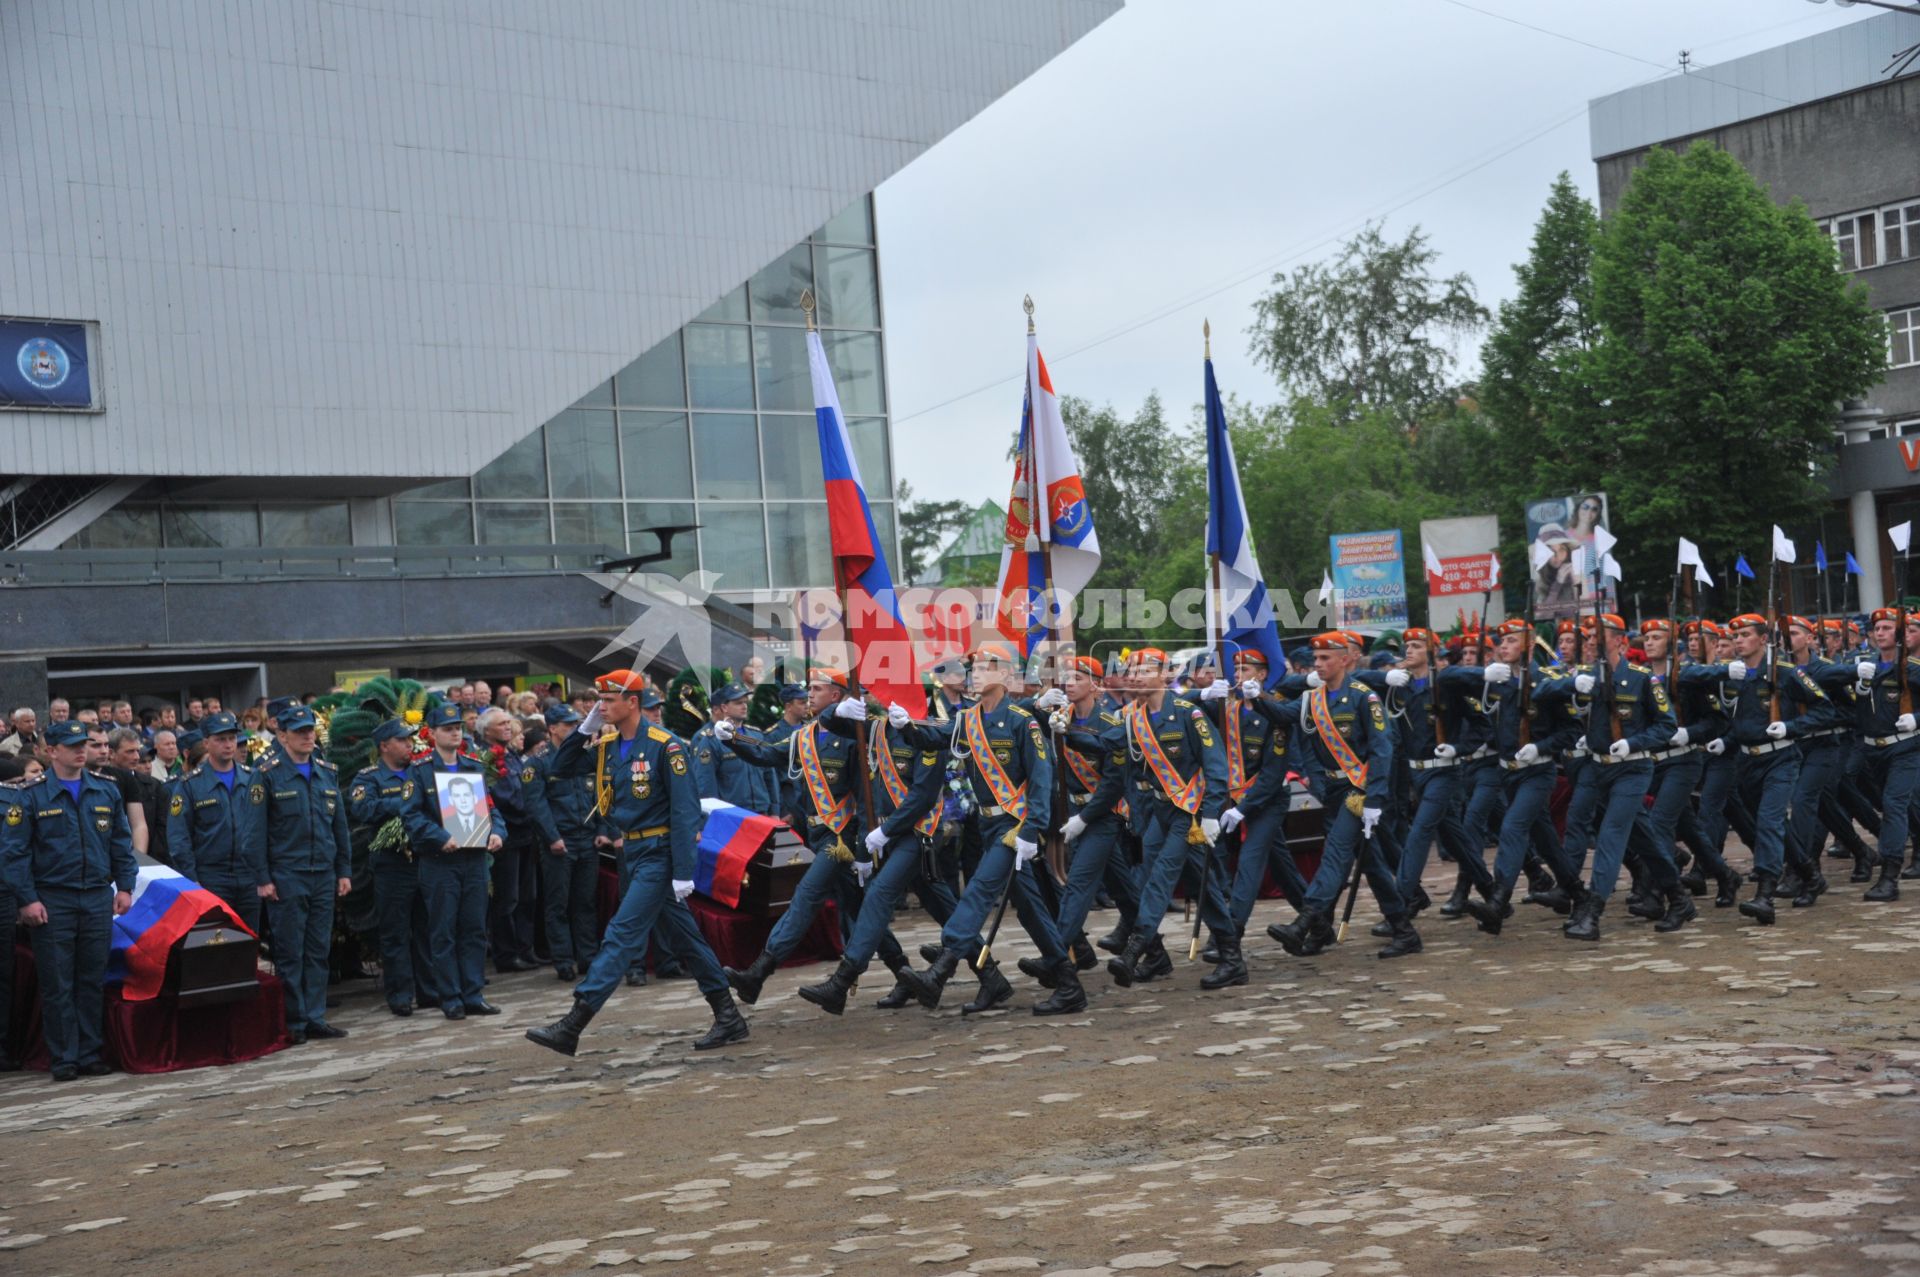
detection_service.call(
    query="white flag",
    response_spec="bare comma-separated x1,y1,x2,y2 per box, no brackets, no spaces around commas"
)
1602,553,1623,583
1772,524,1796,565
1592,526,1618,559
1422,541,1444,581
1530,540,1553,571
1677,536,1715,589
1487,552,1501,589
1319,568,1334,604
1893,521,1914,555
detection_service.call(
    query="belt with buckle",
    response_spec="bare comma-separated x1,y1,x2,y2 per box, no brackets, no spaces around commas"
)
623,824,671,840
1743,739,1794,756
1409,755,1456,771
1069,793,1092,806
1866,729,1919,748
1596,750,1650,765
980,804,1017,817
1648,744,1694,762
1501,757,1549,771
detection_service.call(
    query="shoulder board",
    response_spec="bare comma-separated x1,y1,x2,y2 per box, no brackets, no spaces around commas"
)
648,726,674,743
188,765,205,778
1008,704,1033,718
315,757,337,770
1098,710,1121,726
1627,662,1651,674
1169,697,1194,711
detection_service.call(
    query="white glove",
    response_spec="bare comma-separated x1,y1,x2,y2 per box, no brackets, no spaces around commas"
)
578,702,604,737
887,703,910,728
671,878,694,902
835,698,867,721
1035,687,1068,711
1199,681,1230,701
713,719,735,742
1483,662,1512,685
1608,738,1632,759
1201,817,1221,842
1765,719,1787,740
1574,673,1596,695
1858,660,1879,682
1062,814,1086,843
1385,668,1410,688
1240,679,1264,700
1014,837,1040,869
1726,659,1748,682
853,859,874,888
1048,710,1069,733
1218,806,1244,834
1433,742,1457,761
1360,806,1382,839
1899,712,1918,733
1671,727,1690,747
1514,743,1540,765
1306,671,1325,689
1572,738,1589,756
865,826,889,855
1705,737,1726,755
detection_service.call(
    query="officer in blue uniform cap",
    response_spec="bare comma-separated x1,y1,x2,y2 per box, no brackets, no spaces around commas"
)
403,702,507,1020
688,682,767,812
166,710,268,933
258,703,353,1042
524,703,603,982
1,719,137,1080
347,718,441,1015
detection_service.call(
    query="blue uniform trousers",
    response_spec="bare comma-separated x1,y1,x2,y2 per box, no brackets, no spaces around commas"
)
1633,752,1702,883
940,815,1066,962
1863,742,1920,869
1583,759,1656,899
575,852,726,1012
1057,815,1140,943
197,871,261,936
1787,738,1845,870
1395,764,1487,898
541,842,601,972
1301,787,1406,917
842,834,976,974
1132,801,1234,937
1457,756,1504,851
1491,765,1564,888
31,886,112,1071
269,867,337,1032
488,842,538,965
1228,805,1307,926
1693,750,1741,855
373,849,440,1010
762,827,904,970
418,849,489,1010
1735,750,1801,877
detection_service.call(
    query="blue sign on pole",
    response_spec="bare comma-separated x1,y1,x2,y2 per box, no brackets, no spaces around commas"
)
1328,529,1410,632
0,319,95,409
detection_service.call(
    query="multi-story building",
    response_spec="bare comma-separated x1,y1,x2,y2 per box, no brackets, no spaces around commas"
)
1589,10,1920,610
0,0,1122,711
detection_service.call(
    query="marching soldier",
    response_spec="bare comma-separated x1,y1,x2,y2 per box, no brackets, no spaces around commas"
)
524,704,602,982
347,719,441,1016
1854,606,1920,901
1047,655,1140,970
165,710,268,934
258,704,353,1043
402,703,506,1020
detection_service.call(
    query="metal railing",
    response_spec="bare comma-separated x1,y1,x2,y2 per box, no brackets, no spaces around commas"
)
0,544,623,585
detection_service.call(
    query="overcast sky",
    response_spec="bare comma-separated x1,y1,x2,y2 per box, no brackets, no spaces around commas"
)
876,0,1883,508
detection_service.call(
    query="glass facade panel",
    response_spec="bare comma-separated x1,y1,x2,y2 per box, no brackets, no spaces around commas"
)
766,502,832,589
163,506,259,548
824,331,885,416
572,379,614,408
847,417,891,494
818,196,874,246
395,501,473,547
614,331,686,408
473,428,548,499
476,501,552,546
548,409,620,499
686,324,754,409
262,504,350,546
693,413,762,499
552,502,625,552
760,414,826,499
815,245,879,329
629,502,698,579
695,285,747,324
68,505,160,549
699,503,769,590
621,411,694,499
749,243,813,325
752,326,811,413
409,476,471,500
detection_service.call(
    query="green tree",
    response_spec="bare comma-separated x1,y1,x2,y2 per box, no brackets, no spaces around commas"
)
1248,222,1489,425
894,480,973,582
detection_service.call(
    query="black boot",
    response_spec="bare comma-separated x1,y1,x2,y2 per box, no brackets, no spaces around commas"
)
1071,934,1099,970
1096,925,1128,954
961,959,1015,1015
1523,856,1556,897
693,990,749,1050
1903,852,1920,881
1032,958,1087,1016
525,999,596,1057
919,942,943,964
1269,906,1331,957
1199,930,1248,989
898,947,961,1009
797,958,861,1016
873,953,917,1009
1776,865,1806,902
1200,937,1224,963
1865,859,1902,902
723,951,777,1006
1738,872,1778,925
1107,933,1150,988
1791,866,1828,908
1850,846,1876,884
1369,917,1394,938
1563,895,1604,942
1377,914,1423,959
1654,886,1697,933
1017,956,1059,988
1679,863,1709,897
1628,885,1669,921
1713,864,1742,908
1437,868,1473,918
1464,883,1513,937
1136,935,1175,981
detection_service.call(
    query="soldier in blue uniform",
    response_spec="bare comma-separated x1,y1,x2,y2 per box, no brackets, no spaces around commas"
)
347,718,440,1016
1854,606,1920,902
759,684,812,826
688,683,766,811
524,704,601,981
258,705,353,1043
1636,620,1737,912
526,669,747,1056
401,703,506,1019
165,710,268,934
1191,650,1304,945
1,720,137,1080
1676,620,1747,907
1045,654,1140,972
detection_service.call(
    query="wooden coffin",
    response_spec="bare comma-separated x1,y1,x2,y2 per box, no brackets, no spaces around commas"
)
736,823,815,919
169,914,261,1009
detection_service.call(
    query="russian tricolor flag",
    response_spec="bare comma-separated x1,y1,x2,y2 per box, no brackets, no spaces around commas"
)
696,798,784,909
107,864,252,1001
811,330,927,714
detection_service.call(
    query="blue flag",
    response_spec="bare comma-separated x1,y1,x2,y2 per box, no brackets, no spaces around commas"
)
1846,551,1861,575
1815,541,1828,573
1203,357,1284,684
1735,553,1755,580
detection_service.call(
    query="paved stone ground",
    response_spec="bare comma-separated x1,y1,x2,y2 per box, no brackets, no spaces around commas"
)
2,873,1918,1277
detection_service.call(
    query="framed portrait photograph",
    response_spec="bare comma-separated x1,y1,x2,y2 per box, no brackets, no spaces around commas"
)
435,771,493,848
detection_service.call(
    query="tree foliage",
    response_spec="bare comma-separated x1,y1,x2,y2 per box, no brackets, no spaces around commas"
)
894,480,975,582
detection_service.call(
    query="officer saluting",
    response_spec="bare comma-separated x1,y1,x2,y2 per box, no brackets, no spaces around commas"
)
258,704,353,1043
165,710,268,934
1,719,137,1080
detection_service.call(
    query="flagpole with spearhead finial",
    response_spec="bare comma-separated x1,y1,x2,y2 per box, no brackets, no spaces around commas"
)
1190,318,1224,959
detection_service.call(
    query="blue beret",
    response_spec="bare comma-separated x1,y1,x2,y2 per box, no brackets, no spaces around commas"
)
779,683,807,702
45,720,89,748
279,706,318,732
543,704,581,725
372,719,413,744
200,710,240,735
711,682,748,705
425,703,463,729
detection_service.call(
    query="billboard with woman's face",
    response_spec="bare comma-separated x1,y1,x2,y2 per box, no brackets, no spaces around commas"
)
1525,493,1610,620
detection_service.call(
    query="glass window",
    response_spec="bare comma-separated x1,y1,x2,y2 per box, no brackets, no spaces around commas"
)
824,331,886,416
1891,307,1919,370
395,502,473,547
73,505,161,549
692,413,762,499
163,505,259,549
699,503,769,590
405,476,470,500
752,326,811,413
261,504,350,546
815,245,879,329
869,501,898,573
548,409,620,499
686,324,754,409
614,331,685,408
552,503,626,560
847,417,891,493
749,243,813,325
766,502,832,589
621,411,694,500
473,428,549,499
628,502,698,579
572,379,614,408
694,285,747,324
761,414,826,499
476,502,552,545
1884,201,1920,265
816,195,874,246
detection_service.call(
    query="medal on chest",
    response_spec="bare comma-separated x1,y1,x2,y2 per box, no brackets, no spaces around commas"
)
630,755,652,798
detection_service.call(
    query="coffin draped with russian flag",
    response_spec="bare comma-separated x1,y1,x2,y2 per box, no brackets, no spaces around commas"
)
696,798,785,909
107,863,252,1001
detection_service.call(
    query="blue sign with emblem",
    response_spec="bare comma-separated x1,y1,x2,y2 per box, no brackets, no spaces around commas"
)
0,319,95,409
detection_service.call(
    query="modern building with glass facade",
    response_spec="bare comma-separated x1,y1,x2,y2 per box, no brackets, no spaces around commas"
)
0,0,1121,708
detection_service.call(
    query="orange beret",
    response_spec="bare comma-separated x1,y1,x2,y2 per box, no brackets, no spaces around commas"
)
1231,648,1270,668
1309,632,1346,652
1728,612,1768,631
1495,617,1531,638
1556,618,1576,635
1402,627,1436,648
1784,614,1815,633
1870,606,1906,625
968,642,1016,666
809,667,850,688
1342,630,1368,650
1818,617,1846,633
595,669,647,695
1640,618,1674,635
1130,646,1170,668
1069,655,1104,679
